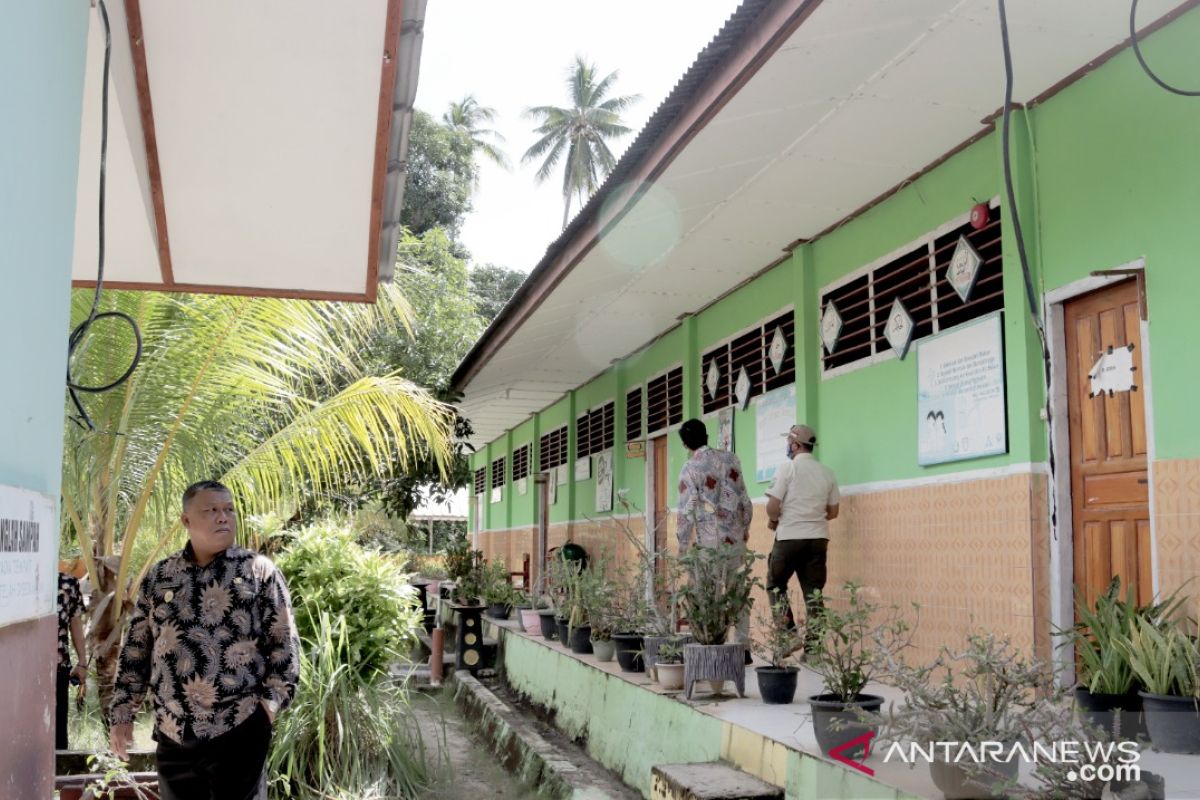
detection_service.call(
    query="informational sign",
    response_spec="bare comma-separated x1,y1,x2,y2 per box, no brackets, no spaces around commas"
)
548,477,557,506
755,383,797,483
517,478,528,496
574,456,592,481
595,451,614,513
917,312,1007,466
556,464,568,486
717,407,734,451
491,486,502,504
735,368,752,410
0,485,57,627
625,440,646,458
1089,344,1137,397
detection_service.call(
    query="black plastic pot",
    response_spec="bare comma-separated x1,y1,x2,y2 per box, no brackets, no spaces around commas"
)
1074,685,1148,742
487,602,512,620
555,616,570,646
569,624,593,654
537,609,557,640
612,633,644,672
808,693,883,757
1139,690,1200,753
756,666,799,705
929,757,1019,800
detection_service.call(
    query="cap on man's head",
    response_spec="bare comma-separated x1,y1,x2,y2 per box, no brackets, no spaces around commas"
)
784,424,817,448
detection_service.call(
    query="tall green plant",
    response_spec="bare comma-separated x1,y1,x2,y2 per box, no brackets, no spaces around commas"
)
61,286,452,711
808,582,916,702
269,611,439,799
1120,615,1200,698
675,543,759,646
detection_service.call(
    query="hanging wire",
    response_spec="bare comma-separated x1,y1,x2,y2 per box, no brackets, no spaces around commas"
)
66,0,143,431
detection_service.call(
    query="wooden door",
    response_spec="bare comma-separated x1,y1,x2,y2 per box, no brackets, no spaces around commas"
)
1064,280,1152,609
652,436,669,554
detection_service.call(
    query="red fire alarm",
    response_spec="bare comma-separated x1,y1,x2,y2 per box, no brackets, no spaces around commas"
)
969,202,990,230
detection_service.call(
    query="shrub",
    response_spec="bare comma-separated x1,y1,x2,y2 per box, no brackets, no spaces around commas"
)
276,520,421,678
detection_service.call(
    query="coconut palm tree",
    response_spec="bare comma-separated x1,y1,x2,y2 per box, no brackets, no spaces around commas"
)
522,56,640,230
61,284,453,713
444,94,510,170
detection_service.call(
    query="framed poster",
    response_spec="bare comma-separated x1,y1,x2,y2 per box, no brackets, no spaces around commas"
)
917,312,1007,466
574,456,592,481
755,383,796,483
517,478,528,496
556,464,568,486
548,477,558,506
717,407,734,451
595,451,614,513
0,485,57,626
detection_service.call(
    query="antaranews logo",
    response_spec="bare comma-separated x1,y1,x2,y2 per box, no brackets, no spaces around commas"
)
825,732,1143,784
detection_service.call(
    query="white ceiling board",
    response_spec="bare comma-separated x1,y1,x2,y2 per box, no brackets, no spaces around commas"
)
72,5,160,285
139,0,388,292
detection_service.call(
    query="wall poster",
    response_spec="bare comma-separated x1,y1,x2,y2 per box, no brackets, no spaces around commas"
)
755,383,797,483
717,407,734,451
917,311,1007,466
595,451,614,513
0,485,57,626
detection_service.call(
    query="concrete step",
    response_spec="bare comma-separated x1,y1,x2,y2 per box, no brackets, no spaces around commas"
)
651,762,784,800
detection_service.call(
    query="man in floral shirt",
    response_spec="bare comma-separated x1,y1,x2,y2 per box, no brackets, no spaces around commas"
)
110,480,300,800
676,419,754,658
56,568,88,749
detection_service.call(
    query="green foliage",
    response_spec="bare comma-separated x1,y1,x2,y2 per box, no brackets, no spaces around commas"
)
753,598,803,668
1057,577,1187,694
276,521,422,678
443,95,510,170
84,752,154,799
522,56,640,228
469,264,527,325
808,582,917,702
1120,614,1199,697
655,638,685,665
675,543,760,646
401,111,477,237
479,559,522,606
269,611,438,799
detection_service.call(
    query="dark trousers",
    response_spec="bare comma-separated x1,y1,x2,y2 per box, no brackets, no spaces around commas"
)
766,538,828,649
56,665,71,750
156,706,272,800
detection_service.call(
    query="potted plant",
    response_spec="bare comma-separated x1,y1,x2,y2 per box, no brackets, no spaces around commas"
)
481,559,520,619
654,638,686,690
806,581,915,757
534,592,558,640
752,598,803,705
880,632,1047,799
1057,578,1183,742
1121,613,1200,753
677,543,760,699
515,589,541,634
609,571,649,673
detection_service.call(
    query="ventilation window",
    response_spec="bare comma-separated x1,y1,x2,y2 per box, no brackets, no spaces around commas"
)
539,426,568,470
701,309,795,411
512,444,530,481
576,412,591,458
762,310,795,393
625,387,643,442
491,457,506,490
647,366,683,435
820,203,1004,374
473,467,486,495
578,402,615,458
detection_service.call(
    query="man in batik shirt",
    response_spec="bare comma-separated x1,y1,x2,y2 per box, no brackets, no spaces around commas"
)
676,418,754,657
56,568,88,749
110,480,300,800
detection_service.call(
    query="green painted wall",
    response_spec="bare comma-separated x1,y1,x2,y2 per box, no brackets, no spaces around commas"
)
468,10,1200,527
509,418,537,529
573,369,618,520
1031,9,1200,459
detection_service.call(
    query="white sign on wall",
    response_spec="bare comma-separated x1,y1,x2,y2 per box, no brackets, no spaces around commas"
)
917,312,1007,466
0,485,57,627
755,383,797,483
595,451,614,513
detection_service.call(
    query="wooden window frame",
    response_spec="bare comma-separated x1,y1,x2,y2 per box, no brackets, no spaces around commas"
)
819,198,1003,379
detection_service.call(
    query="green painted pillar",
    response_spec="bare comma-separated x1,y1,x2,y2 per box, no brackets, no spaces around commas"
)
567,389,578,522
505,428,514,530
614,361,627,498
995,107,1048,464
531,415,542,524
793,246,820,428
683,314,700,420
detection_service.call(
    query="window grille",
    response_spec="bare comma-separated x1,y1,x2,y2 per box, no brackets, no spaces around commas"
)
820,205,1004,373
625,387,643,441
512,444,530,481
647,366,683,434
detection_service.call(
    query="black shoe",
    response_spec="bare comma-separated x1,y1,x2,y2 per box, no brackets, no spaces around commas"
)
744,650,754,666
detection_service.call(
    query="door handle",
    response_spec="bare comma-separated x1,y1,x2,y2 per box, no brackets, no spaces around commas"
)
1137,479,1148,485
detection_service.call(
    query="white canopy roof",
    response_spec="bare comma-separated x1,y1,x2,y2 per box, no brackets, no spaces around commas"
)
71,0,427,301
454,0,1184,446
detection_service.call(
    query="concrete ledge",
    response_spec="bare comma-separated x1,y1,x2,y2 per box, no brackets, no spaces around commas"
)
453,671,640,800
652,762,784,800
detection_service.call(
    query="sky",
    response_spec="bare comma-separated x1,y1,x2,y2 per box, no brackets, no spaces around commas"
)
416,1,743,273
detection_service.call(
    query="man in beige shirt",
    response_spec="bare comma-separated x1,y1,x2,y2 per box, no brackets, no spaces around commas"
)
764,424,839,654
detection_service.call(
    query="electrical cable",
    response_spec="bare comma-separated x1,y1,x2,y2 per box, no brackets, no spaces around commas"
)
1130,0,1200,96
66,0,143,431
997,0,1058,537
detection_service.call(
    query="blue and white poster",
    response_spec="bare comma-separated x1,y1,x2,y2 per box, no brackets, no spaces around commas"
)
917,312,1007,466
756,383,797,483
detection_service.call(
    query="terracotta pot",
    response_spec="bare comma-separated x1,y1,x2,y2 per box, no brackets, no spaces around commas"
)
656,662,685,690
